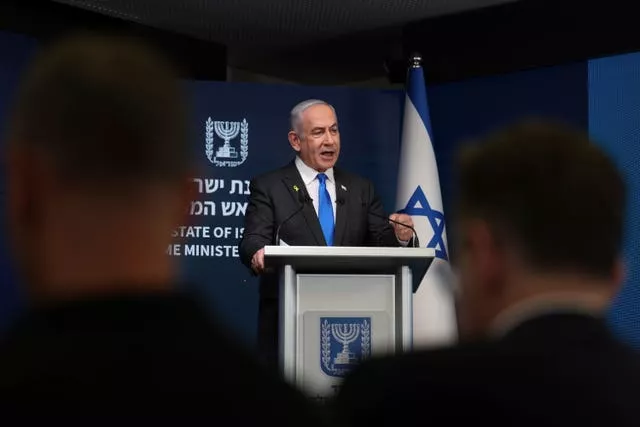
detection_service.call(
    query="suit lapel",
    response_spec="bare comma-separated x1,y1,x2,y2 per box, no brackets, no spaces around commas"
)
333,168,351,246
282,162,326,245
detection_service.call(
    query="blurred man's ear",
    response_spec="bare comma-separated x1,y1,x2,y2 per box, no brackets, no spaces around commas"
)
465,219,506,297
611,257,626,296
6,145,24,230
177,174,198,228
7,145,41,236
6,144,50,282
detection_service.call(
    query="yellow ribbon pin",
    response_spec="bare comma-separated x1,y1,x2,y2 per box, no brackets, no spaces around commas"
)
293,185,299,192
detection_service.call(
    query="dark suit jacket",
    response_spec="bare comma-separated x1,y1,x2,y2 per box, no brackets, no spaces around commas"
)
334,313,640,426
0,291,330,423
239,160,403,298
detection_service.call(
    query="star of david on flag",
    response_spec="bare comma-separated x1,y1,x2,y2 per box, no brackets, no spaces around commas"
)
395,54,457,346
398,185,447,261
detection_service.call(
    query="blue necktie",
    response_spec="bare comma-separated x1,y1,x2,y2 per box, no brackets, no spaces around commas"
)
317,173,334,246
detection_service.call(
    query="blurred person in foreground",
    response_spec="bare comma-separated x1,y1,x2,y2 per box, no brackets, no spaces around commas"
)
334,120,640,426
0,33,329,422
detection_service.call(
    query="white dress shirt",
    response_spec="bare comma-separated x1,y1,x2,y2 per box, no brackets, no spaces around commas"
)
294,156,409,246
295,156,337,221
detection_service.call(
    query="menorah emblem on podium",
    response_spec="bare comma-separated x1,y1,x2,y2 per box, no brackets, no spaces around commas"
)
331,323,360,365
321,317,371,378
204,117,249,167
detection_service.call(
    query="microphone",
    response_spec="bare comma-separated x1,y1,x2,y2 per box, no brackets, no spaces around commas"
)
274,189,312,245
361,201,419,248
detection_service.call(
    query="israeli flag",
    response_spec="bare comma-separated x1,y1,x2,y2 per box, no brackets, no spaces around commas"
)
396,56,458,347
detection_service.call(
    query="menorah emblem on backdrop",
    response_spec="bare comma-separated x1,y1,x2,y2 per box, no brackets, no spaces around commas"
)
320,317,371,378
204,117,249,168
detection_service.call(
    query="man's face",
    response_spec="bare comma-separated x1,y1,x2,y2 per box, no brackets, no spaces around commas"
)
288,104,340,172
455,219,509,340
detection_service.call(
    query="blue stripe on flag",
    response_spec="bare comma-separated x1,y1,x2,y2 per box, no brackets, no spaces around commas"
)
407,66,434,137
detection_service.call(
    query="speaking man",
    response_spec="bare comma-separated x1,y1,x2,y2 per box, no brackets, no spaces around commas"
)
239,99,415,368
334,120,640,426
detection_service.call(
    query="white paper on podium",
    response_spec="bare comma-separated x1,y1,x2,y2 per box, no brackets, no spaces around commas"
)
279,240,290,246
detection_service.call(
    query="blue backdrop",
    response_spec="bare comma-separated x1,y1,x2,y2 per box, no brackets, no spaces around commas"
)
589,53,640,347
427,63,588,219
0,30,639,349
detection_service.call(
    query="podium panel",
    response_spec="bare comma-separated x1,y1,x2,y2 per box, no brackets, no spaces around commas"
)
296,274,395,396
265,246,435,400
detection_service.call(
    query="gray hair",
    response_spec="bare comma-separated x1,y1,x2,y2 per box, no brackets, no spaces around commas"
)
290,99,337,136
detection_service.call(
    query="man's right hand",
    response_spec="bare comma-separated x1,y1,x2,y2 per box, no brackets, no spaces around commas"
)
251,247,266,274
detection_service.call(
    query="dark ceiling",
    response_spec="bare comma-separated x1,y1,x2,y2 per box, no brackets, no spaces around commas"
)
52,0,515,82
3,0,640,86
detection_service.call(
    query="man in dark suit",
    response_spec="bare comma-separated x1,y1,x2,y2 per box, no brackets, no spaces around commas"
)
334,120,640,426
0,33,330,423
239,99,415,369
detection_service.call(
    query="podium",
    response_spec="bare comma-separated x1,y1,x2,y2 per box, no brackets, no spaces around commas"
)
264,245,435,397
